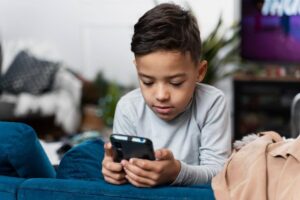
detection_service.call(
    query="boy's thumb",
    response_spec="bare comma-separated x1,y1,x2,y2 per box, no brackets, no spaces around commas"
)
104,142,113,157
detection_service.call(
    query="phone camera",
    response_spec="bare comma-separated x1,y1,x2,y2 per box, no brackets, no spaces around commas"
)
140,138,145,143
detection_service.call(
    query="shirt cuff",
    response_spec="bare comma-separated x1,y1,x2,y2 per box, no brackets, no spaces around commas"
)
170,161,187,185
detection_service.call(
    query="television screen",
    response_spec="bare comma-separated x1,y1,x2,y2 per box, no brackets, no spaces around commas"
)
241,0,300,63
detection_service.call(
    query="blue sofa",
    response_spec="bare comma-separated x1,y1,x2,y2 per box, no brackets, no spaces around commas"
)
0,176,214,200
0,122,215,199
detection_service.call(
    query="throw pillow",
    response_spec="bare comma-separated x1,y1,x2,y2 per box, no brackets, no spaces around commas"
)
0,50,59,94
56,139,104,180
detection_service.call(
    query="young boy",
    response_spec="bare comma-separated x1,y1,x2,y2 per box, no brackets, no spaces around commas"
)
102,3,232,187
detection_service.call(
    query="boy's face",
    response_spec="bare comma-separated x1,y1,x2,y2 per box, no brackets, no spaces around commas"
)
135,51,207,121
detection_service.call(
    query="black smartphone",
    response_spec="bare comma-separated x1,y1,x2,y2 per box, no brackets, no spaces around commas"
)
110,134,155,162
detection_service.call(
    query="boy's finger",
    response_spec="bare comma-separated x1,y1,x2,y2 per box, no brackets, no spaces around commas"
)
102,167,126,181
124,163,159,185
103,160,123,172
126,176,149,187
104,175,127,185
124,168,155,187
155,149,174,160
104,142,113,157
124,159,156,172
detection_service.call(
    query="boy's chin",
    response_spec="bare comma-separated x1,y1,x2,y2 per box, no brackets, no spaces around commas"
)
155,112,177,121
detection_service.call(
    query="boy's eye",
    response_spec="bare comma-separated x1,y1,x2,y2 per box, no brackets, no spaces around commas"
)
170,82,183,87
142,81,154,86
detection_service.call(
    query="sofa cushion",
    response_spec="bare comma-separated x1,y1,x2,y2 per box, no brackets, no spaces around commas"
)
17,178,215,200
0,176,25,200
56,139,104,180
0,50,59,94
0,122,56,178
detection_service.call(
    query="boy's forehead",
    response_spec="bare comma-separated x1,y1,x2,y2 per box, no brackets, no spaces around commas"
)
134,51,197,78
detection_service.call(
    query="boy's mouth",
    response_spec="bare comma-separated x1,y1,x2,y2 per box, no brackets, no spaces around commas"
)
153,106,173,115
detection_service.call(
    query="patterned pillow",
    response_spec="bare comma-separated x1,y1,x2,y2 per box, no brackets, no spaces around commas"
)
0,50,59,94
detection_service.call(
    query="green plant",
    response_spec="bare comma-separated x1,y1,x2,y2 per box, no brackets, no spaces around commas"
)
97,82,121,127
94,72,109,98
202,18,240,84
94,71,135,128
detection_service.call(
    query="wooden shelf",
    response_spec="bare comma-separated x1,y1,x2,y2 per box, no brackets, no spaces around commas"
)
233,74,300,139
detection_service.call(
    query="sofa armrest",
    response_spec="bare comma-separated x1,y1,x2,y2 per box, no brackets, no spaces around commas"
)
17,178,215,200
0,176,25,200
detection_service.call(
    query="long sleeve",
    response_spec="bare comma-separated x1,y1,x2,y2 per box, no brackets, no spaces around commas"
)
112,96,137,136
172,94,232,185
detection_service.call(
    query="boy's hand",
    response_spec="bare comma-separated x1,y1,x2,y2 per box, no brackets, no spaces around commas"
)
121,149,181,187
102,142,127,185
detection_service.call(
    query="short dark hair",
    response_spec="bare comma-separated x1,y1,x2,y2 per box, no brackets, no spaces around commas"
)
131,3,201,64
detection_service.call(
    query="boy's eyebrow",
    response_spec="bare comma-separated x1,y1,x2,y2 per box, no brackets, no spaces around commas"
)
138,73,186,79
138,73,153,79
167,73,186,79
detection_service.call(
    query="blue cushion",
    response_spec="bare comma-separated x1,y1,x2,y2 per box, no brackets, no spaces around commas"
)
0,122,56,178
0,176,25,200
56,139,215,199
56,139,104,180
17,178,215,200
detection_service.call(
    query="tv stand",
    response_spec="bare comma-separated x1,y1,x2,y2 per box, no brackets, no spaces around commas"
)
233,73,300,139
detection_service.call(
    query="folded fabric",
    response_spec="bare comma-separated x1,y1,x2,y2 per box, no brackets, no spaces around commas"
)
212,131,300,200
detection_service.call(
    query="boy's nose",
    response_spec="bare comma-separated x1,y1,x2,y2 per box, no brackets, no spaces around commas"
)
155,86,170,102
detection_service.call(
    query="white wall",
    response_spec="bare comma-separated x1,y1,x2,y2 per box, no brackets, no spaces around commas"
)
0,0,238,86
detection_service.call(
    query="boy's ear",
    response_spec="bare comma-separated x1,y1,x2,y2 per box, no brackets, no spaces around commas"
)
196,60,208,82
133,59,137,67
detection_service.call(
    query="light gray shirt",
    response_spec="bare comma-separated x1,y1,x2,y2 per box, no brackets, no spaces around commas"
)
113,83,232,185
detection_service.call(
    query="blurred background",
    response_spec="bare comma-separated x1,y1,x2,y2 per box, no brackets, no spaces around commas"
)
0,0,238,85
0,0,300,163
